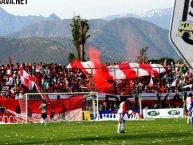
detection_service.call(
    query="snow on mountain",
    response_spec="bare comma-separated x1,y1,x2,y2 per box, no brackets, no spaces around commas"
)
136,8,172,17
104,8,173,29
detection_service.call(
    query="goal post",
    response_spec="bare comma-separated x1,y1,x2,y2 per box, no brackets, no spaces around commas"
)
18,92,99,123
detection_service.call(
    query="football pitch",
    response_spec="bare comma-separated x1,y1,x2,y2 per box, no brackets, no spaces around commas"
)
0,118,192,145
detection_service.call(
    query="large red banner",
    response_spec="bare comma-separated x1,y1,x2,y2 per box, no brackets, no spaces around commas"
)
0,95,84,123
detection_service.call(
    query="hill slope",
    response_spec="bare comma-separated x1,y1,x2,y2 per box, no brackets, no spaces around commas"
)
0,37,127,64
7,17,178,61
0,37,73,64
88,18,175,61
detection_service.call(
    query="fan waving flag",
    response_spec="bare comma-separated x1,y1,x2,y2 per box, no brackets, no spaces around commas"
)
67,61,166,80
19,69,49,101
19,69,35,90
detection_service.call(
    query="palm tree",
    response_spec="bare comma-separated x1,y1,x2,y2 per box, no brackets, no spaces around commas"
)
70,16,81,60
79,19,90,61
70,16,90,61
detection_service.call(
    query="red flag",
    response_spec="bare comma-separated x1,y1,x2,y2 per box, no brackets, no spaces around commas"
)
19,69,35,90
19,69,49,101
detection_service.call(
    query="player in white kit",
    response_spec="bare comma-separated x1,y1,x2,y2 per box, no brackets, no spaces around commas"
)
117,100,129,133
186,93,193,124
187,95,193,132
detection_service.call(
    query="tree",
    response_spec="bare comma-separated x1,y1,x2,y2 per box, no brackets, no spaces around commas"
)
79,19,90,61
136,46,149,63
70,16,81,60
70,16,90,61
68,53,75,62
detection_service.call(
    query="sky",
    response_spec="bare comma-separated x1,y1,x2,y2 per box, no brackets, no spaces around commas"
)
1,0,175,19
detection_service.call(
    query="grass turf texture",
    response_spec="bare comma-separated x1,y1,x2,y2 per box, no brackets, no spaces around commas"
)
0,118,192,145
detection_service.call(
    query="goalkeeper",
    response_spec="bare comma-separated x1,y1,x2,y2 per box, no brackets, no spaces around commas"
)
39,99,47,126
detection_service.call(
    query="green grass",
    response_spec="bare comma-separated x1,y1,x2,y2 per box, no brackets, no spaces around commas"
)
0,118,192,145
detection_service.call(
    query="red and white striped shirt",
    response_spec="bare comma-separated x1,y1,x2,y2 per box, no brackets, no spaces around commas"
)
118,101,128,113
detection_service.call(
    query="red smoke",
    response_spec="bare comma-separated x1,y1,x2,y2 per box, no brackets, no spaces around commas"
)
88,47,113,92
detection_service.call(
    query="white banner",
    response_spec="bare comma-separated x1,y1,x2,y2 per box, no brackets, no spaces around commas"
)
143,108,184,119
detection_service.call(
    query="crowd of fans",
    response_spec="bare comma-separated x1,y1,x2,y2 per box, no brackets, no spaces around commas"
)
105,60,193,96
0,61,192,103
0,62,92,99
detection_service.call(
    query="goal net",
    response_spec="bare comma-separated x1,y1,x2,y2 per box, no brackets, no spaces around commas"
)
18,92,99,123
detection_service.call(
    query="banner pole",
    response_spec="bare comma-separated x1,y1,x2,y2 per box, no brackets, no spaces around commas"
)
96,92,99,120
25,93,28,123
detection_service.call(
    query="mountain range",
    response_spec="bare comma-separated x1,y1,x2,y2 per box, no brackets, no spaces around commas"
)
0,7,172,36
0,7,61,36
0,7,179,65
103,8,173,30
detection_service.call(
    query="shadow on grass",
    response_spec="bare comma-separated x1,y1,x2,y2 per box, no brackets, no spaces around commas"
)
9,132,191,145
76,132,190,141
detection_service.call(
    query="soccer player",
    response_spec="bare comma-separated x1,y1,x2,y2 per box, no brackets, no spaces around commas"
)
186,93,193,124
117,99,129,133
187,96,193,132
39,99,47,126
